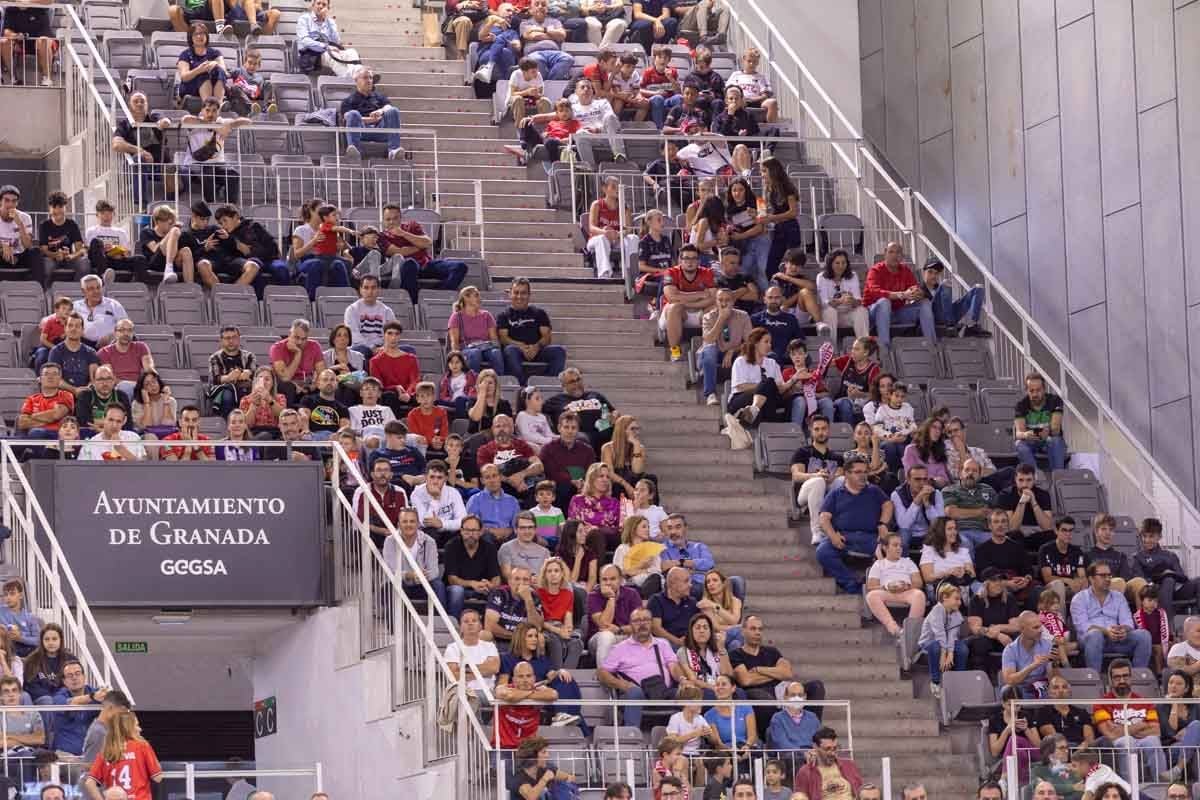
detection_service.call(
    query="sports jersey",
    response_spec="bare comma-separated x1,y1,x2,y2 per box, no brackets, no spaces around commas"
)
661,264,715,306
88,739,162,800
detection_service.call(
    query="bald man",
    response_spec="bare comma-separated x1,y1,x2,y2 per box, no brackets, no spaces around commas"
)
1001,611,1057,697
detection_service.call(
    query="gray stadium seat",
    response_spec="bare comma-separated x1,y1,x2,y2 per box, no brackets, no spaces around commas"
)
263,285,312,327
316,294,355,329
928,384,979,424
241,334,279,369
212,284,260,328
754,422,805,476
403,339,445,376
891,338,943,385
817,213,863,254
107,284,155,326
149,31,188,69
157,283,208,327
978,386,1023,426
0,327,17,368
317,75,356,109
270,73,315,117
246,35,289,74
0,367,35,425
102,31,145,74
1057,667,1103,698
1052,469,1106,529
157,368,204,411
827,421,855,453
0,282,46,329
942,338,996,382
136,325,179,369
183,333,219,371
940,670,999,725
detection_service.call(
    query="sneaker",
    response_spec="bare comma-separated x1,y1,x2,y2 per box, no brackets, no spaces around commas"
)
963,324,992,338
550,712,580,727
345,144,361,160
101,268,116,287
473,62,494,83
1160,766,1184,783
669,345,682,362
250,22,263,35
736,403,759,426
249,102,262,115
160,267,178,284
266,102,278,115
388,147,405,160
613,152,628,162
815,322,833,340
40,75,53,87
214,19,229,35
930,682,942,700
705,393,718,406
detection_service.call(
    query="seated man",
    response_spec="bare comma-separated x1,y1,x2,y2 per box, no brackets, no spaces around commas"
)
162,405,215,461
699,288,752,406
0,676,43,752
211,204,289,289
537,411,595,509
343,274,396,361
48,313,99,396
1033,675,1096,747
861,241,935,350
793,728,864,800
98,320,154,399
791,415,845,544
0,184,37,281
78,406,145,461
597,607,685,728
1013,372,1067,472
587,563,643,668
921,256,987,336
48,660,102,756
369,420,427,490
660,245,717,363
379,203,468,305
339,70,403,161
493,662,558,748
1040,516,1087,610
999,611,1056,698
442,515,501,621
443,608,500,696
410,460,468,545
995,463,1054,550
476,415,543,505
519,0,574,80
945,416,1011,492
942,459,998,553
1084,513,1133,595
1071,563,1151,672
16,363,74,439
498,511,550,584
352,457,407,550
75,366,132,436
659,515,720,596
367,321,421,417
713,246,759,314
815,454,892,595
1091,658,1165,780
751,286,805,365
466,464,521,544
382,508,446,609
496,278,568,386
974,509,1038,611
39,192,89,283
138,204,195,285
1128,518,1200,628
890,463,944,553
269,318,326,405
542,368,617,450
483,565,543,645
730,615,825,709
648,566,699,649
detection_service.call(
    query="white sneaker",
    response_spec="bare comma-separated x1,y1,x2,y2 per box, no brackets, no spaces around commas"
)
550,712,580,727
101,268,116,287
387,147,405,160
723,412,752,450
345,144,361,160
705,393,718,406
473,62,494,83
160,267,178,284
40,75,53,87
816,322,833,339
930,682,942,700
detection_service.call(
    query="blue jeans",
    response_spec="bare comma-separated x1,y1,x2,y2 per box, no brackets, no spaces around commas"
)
869,298,936,349
699,344,723,397
403,577,447,610
737,233,772,292
790,394,834,426
502,344,567,386
616,682,713,728
463,343,504,375
931,284,984,327
1081,628,1151,672
1016,436,1068,472
922,638,967,685
297,256,350,300
446,585,489,621
815,530,879,594
648,93,684,129
881,440,906,472
344,107,403,151
832,397,857,424
530,49,575,80
394,257,468,305
477,31,520,77
629,16,679,54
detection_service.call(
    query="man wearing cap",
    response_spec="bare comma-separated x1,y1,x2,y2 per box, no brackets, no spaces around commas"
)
921,256,989,337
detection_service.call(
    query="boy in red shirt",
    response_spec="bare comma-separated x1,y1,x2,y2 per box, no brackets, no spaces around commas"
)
581,48,617,99
405,381,450,458
368,321,421,416
512,98,581,163
33,296,71,372
639,44,682,129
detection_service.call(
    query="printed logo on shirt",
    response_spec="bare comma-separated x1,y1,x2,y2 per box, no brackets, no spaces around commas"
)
358,407,389,428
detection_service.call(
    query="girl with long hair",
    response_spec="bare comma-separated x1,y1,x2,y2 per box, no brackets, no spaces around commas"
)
24,623,74,703
438,350,477,418
830,336,881,424
903,416,951,488
758,157,802,277
817,248,869,337
698,569,744,650
85,710,163,800
601,414,649,498
690,195,729,265
467,368,511,435
724,177,770,292
555,519,605,592
919,518,974,589
726,328,794,432
536,557,584,669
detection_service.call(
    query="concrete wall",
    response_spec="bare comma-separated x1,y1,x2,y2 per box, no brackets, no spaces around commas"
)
749,0,863,133
0,88,64,156
859,0,1200,503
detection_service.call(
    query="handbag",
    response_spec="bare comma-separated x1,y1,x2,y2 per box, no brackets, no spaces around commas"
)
191,132,220,162
623,641,674,700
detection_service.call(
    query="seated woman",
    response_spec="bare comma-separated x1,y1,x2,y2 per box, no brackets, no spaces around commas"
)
497,622,586,732
176,23,227,112
689,195,729,267
704,674,759,761
132,369,178,440
697,569,743,650
816,248,869,339
1029,734,1083,800
860,372,896,427
238,367,287,439
989,684,1041,781
324,324,364,406
448,286,503,376
535,557,584,670
601,414,651,499
919,518,975,596
725,328,794,435
829,337,882,424
216,408,258,462
724,178,770,293
1158,670,1200,783
555,519,605,592
843,421,891,490
865,533,925,637
567,463,621,549
586,176,640,280
675,612,731,690
902,417,952,489
766,681,822,753
467,369,511,435
612,515,663,599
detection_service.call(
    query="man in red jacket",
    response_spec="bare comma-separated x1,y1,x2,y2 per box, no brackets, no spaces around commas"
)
794,727,864,800
862,241,936,350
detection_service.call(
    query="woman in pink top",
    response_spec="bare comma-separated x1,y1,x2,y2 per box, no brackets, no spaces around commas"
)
567,462,621,549
901,417,952,488
446,286,504,376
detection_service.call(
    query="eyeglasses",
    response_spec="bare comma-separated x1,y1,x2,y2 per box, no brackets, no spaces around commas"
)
1094,571,1112,578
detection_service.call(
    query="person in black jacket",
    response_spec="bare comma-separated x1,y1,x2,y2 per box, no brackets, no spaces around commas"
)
213,205,290,293
338,70,404,160
710,85,759,140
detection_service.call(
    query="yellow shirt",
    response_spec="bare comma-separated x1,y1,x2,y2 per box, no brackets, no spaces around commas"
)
818,763,853,800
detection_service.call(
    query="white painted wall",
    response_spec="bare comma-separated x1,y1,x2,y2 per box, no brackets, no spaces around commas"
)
739,0,863,134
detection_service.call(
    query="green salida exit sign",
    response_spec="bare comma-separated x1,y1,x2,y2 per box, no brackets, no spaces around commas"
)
114,641,148,654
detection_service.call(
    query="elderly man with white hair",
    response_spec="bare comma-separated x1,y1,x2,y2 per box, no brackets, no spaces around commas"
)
1167,616,1200,674
73,274,129,349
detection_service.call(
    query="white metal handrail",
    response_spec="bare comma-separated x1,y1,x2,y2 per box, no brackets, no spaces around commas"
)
0,443,133,701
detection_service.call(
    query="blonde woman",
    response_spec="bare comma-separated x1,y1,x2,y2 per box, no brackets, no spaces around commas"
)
698,569,743,650
567,462,621,548
600,414,648,498
467,368,512,435
447,286,503,375
612,515,663,599
536,557,584,669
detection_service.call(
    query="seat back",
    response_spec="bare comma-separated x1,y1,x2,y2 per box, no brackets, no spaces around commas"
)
0,367,35,425
754,422,805,475
942,338,997,382
157,368,204,410
826,422,855,454
891,338,943,385
106,284,155,326
270,73,315,116
978,386,1023,426
212,285,261,328
940,670,999,724
1057,667,1103,699
818,212,863,253
157,282,208,326
263,285,313,328
317,75,356,109
0,282,48,328
928,384,979,424
136,328,179,368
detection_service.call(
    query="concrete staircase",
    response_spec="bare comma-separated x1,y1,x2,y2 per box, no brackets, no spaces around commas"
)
331,0,978,793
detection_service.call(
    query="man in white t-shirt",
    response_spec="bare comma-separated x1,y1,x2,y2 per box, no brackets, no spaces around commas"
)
569,77,624,166
443,608,500,694
349,377,396,447
79,406,145,461
343,274,396,361
72,274,129,349
0,184,37,281
1167,616,1200,674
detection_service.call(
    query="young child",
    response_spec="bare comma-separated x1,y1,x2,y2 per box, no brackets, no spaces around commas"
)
772,248,820,319
650,736,690,799
701,755,733,800
1135,584,1169,674
532,479,565,549
515,386,554,448
444,433,480,500
39,191,87,278
225,49,277,117
873,382,917,472
762,759,790,800
328,428,362,494
1037,591,1076,665
780,338,835,424
609,53,648,121
506,57,551,126
349,377,396,450
581,48,617,99
349,225,381,281
0,578,41,657
726,46,778,122
32,296,72,372
917,582,966,698
405,381,450,459
85,199,144,283
511,98,581,164
639,45,681,129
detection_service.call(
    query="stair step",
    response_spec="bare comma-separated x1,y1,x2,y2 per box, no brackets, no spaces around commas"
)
377,72,470,89
645,446,754,466
820,680,915,700
709,563,834,584
443,205,566,223
440,193,548,209
388,96,494,113
668,494,783,513
489,265,598,280
854,734,953,754
745,593,862,614
349,47,453,62
442,178,551,195
477,251,574,266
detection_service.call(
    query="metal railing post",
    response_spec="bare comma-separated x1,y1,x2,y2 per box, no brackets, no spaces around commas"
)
186,762,196,799
475,179,486,261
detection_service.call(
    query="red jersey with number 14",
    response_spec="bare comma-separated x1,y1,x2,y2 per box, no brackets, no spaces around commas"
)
88,739,163,800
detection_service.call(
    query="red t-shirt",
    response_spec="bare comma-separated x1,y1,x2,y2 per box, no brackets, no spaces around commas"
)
545,118,581,141
379,221,430,268
862,261,919,310
20,390,75,430
88,739,163,800
475,437,536,469
368,351,421,394
537,586,573,623
312,220,338,256
405,406,449,443
161,432,215,460
661,264,715,308
268,339,325,383
581,62,611,92
639,65,678,93
40,313,66,345
494,702,541,748
99,341,151,383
